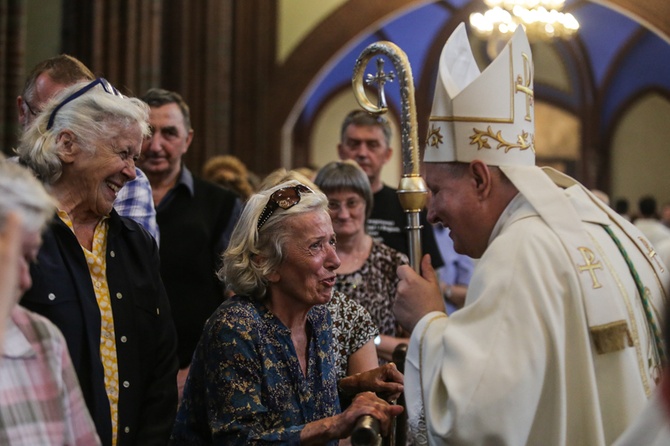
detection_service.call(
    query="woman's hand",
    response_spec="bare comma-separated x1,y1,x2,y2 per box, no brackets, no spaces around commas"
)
300,391,403,444
338,362,404,401
338,392,404,438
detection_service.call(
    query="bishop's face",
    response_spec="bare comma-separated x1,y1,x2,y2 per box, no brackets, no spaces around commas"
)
424,162,490,259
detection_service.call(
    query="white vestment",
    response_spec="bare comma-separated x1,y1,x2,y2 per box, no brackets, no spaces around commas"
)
405,185,668,445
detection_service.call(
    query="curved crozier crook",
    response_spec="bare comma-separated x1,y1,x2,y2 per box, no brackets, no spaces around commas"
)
352,41,428,272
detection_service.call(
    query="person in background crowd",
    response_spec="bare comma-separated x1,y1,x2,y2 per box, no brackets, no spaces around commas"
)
314,160,409,363
337,109,445,271
432,222,473,313
614,197,632,221
202,154,256,201
137,88,242,400
591,189,610,207
660,201,670,229
634,195,670,247
17,78,178,446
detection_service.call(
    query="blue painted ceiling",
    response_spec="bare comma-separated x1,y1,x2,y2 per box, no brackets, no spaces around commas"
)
300,0,670,139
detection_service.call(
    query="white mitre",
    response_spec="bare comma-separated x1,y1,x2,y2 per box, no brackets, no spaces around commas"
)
423,22,535,166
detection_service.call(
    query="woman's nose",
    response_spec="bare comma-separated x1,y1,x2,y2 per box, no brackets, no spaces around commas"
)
326,243,341,270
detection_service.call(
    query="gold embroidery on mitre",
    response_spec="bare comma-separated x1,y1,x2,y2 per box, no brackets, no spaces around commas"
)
638,236,665,273
577,246,603,289
515,52,534,122
427,124,443,148
469,126,534,153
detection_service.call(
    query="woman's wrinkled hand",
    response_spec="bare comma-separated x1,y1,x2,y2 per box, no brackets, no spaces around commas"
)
337,392,404,439
339,362,404,401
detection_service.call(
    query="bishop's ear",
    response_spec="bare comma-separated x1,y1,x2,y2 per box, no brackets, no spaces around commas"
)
469,160,494,199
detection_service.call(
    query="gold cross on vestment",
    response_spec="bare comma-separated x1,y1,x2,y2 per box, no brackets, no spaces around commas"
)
365,57,395,110
577,246,603,289
515,53,534,122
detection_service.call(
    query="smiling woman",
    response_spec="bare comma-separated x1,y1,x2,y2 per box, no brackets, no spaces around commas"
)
15,79,179,446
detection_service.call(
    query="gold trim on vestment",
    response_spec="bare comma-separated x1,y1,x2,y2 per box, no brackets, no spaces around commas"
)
586,232,651,396
590,321,632,355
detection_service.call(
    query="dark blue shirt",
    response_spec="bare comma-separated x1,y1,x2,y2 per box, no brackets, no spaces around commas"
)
171,295,340,445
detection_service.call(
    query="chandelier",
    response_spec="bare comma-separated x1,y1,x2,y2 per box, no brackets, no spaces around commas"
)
470,0,579,42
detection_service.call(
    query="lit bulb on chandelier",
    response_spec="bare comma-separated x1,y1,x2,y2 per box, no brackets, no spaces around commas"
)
470,0,579,43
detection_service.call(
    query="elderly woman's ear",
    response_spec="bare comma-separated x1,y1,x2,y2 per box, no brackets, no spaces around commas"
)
56,130,78,164
266,271,280,283
251,254,279,283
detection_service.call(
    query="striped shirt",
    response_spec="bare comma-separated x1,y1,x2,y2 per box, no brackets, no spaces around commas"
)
0,306,101,445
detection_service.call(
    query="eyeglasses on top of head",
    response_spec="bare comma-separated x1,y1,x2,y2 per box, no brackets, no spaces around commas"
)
46,78,123,131
256,184,314,231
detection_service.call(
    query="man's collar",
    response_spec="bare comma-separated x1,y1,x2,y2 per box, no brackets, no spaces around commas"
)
177,165,195,196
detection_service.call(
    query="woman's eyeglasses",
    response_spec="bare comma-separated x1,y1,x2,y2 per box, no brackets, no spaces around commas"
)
327,198,364,212
47,78,123,130
257,184,313,230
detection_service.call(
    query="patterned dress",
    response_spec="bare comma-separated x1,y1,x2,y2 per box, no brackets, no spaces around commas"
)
335,241,408,337
170,295,340,445
326,291,379,381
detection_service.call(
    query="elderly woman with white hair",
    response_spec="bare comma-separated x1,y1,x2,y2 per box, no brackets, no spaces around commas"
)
15,79,178,446
171,180,403,445
0,159,101,445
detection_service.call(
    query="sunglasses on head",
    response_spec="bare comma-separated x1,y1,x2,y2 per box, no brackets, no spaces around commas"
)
257,184,314,231
47,78,123,130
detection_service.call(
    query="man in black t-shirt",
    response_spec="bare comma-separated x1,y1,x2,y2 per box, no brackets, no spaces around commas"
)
337,110,443,269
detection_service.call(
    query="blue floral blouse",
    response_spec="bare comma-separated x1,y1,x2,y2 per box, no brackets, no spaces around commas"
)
170,295,340,445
